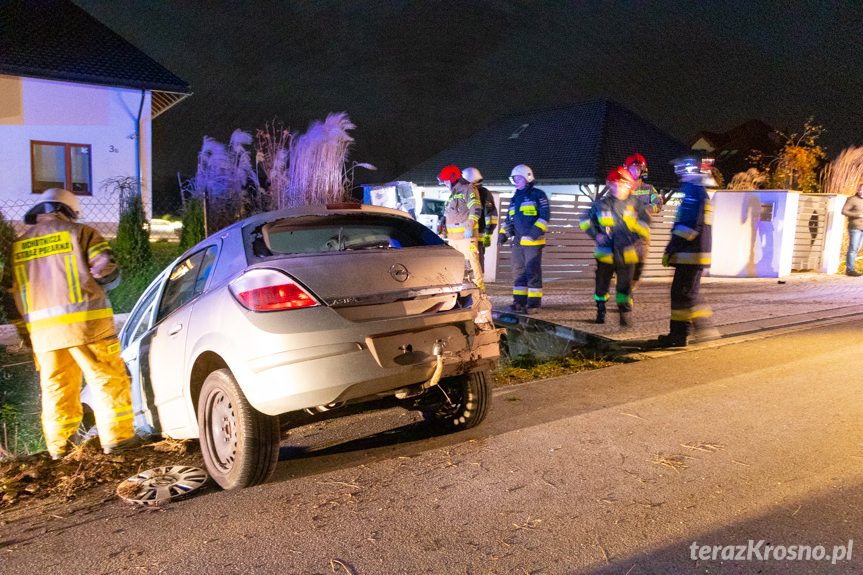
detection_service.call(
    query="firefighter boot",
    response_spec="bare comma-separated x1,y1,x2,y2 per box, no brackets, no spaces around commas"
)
595,301,606,324
619,308,631,327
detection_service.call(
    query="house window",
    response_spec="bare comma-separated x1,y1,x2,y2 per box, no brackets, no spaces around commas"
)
30,141,92,195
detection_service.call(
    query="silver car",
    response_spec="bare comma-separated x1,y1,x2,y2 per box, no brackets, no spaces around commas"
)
110,204,500,489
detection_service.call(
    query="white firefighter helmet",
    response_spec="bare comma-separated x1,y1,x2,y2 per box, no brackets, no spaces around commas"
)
672,155,714,177
672,154,717,186
25,188,81,224
509,164,535,185
461,167,483,183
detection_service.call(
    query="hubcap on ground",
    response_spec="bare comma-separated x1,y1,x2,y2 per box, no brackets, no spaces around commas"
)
117,466,208,505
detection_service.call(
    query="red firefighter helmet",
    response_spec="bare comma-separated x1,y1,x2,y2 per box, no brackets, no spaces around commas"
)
607,166,636,188
625,153,647,179
625,154,646,168
438,165,461,184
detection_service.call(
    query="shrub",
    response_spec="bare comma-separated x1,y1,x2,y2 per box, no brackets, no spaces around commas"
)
0,210,18,325
180,197,206,251
114,192,152,271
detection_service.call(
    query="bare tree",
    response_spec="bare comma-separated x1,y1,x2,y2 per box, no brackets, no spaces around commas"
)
750,118,826,192
255,120,292,210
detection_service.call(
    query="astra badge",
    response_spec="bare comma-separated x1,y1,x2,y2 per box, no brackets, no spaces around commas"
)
389,263,410,282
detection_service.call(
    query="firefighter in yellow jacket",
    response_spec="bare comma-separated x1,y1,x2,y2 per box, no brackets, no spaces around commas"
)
8,189,136,458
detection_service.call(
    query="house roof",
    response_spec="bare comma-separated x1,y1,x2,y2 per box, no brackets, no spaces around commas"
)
396,99,688,189
0,0,191,117
690,119,782,179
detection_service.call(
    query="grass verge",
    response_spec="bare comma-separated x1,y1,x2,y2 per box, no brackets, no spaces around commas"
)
0,347,42,458
492,350,619,387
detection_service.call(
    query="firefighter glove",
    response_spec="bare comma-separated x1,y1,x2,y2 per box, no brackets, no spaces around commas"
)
662,253,670,267
463,227,473,239
483,234,492,248
498,233,507,245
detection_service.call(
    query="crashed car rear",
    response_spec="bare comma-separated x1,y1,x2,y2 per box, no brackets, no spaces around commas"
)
110,204,500,489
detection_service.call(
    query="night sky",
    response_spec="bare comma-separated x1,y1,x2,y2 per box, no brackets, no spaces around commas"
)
73,1,863,210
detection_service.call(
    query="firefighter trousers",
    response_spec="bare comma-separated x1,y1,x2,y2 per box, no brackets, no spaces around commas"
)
35,335,134,457
669,265,713,337
595,260,635,311
449,237,485,289
512,243,544,308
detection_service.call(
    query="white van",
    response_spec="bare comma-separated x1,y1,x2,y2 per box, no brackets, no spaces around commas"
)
363,181,444,233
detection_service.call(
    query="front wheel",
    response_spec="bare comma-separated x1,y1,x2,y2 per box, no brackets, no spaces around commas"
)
415,370,491,431
198,369,280,490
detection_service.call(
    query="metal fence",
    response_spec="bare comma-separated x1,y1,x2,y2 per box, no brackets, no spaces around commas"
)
0,198,182,316
495,197,679,282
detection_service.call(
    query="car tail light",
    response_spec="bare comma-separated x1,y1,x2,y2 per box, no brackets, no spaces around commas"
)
229,269,320,311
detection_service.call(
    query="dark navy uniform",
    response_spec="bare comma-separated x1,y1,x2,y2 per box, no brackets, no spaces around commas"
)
580,194,650,316
500,183,550,309
665,181,713,341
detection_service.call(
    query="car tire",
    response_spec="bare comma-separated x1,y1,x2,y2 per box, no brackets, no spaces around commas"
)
198,369,280,490
416,370,491,430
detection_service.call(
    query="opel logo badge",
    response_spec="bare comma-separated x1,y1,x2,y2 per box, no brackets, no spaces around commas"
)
389,263,410,282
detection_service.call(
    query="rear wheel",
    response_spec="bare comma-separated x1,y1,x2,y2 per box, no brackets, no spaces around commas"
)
198,369,279,490
415,370,491,430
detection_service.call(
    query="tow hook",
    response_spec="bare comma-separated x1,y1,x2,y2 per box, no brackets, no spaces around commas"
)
394,339,446,399
426,339,445,389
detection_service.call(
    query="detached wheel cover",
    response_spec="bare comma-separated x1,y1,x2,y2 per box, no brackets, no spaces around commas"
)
117,466,208,505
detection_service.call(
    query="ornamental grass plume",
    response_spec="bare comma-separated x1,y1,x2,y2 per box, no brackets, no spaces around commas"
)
821,146,863,196
821,146,863,272
285,112,355,208
728,168,767,190
195,130,260,231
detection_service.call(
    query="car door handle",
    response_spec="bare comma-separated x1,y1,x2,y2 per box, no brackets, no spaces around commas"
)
168,323,183,336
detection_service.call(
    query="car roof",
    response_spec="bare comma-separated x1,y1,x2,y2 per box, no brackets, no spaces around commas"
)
220,203,414,234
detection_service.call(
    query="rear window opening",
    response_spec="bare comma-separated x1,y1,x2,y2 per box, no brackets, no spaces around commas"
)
253,214,445,257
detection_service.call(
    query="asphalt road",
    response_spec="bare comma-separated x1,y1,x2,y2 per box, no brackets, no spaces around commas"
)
2,319,863,574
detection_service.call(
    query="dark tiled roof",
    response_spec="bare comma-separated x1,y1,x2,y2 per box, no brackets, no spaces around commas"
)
397,99,687,189
692,120,782,180
0,0,190,94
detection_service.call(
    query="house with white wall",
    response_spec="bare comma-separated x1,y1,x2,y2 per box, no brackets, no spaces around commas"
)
0,0,190,230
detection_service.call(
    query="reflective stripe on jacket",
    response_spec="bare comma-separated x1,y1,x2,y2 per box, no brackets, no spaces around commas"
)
632,182,662,209
665,182,713,267
444,178,481,240
476,185,498,236
502,183,551,246
11,213,117,352
581,195,651,264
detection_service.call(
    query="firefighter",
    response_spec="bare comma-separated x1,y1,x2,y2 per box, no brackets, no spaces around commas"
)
461,167,498,271
580,167,651,326
8,189,137,458
625,154,663,213
439,165,485,290
498,164,550,313
625,153,662,291
655,155,720,347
